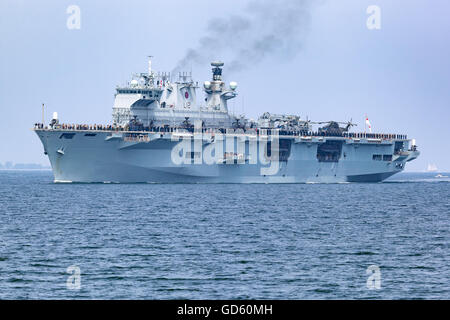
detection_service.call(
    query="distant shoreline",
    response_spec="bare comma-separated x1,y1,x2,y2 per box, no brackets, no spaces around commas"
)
0,168,52,171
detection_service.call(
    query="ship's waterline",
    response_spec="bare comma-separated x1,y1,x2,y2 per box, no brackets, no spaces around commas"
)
34,59,419,183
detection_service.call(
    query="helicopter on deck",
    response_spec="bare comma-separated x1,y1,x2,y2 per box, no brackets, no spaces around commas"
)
313,120,357,136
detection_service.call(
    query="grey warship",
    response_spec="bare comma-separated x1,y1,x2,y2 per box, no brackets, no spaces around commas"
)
34,59,420,183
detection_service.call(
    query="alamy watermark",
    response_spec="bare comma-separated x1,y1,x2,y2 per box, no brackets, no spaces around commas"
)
66,265,81,290
366,265,381,290
170,121,280,176
66,5,81,30
367,5,381,30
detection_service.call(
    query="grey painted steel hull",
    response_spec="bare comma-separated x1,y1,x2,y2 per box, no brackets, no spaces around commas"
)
35,129,419,183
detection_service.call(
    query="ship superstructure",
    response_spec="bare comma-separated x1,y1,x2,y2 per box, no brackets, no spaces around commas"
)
33,59,419,183
112,59,237,129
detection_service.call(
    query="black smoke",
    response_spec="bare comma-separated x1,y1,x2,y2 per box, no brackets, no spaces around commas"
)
173,0,318,74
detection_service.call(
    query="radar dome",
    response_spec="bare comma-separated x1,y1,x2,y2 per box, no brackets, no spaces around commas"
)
203,81,211,89
130,79,139,87
229,81,238,90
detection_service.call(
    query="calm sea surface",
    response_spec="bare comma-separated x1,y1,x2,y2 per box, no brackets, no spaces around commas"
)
0,170,448,299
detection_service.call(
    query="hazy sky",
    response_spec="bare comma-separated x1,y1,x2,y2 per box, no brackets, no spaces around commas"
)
1,0,449,171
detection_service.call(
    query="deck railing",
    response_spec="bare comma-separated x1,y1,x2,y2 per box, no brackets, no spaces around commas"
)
33,123,408,140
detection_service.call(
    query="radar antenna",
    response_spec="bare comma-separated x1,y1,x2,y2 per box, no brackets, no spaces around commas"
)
148,55,153,75
211,61,224,81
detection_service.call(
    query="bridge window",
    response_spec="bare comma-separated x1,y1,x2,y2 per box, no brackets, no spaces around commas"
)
372,154,382,161
383,154,392,161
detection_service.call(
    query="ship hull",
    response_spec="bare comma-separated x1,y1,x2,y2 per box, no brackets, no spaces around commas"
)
35,130,418,183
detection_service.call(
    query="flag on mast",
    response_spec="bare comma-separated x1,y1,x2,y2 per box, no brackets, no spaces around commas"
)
365,115,372,133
